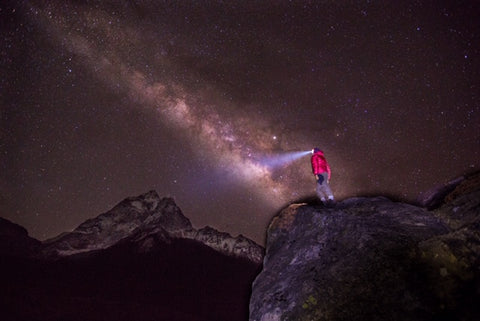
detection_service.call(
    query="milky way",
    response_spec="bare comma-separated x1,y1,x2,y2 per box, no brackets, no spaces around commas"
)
36,2,317,204
2,1,479,244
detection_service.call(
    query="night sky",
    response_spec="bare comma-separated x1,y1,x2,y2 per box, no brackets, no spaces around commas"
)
2,1,479,244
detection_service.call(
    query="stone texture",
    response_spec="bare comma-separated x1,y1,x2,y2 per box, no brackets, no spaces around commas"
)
250,172,480,321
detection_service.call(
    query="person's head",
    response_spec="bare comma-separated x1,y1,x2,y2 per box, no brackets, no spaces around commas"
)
313,147,323,154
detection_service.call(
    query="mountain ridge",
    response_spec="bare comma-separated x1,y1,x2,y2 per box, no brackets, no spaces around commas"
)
2,171,479,321
0,190,263,321
38,190,264,263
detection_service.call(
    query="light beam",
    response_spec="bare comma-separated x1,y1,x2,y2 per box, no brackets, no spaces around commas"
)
258,150,312,169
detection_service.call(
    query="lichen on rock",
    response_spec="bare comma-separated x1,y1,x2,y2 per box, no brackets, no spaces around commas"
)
250,172,480,321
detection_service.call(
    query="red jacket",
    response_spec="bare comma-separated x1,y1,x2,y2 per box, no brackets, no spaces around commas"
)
311,150,331,180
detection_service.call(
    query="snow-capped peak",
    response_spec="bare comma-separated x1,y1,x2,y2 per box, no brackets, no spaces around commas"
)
42,191,264,263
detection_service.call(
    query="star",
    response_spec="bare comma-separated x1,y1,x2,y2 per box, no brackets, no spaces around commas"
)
1,0,479,245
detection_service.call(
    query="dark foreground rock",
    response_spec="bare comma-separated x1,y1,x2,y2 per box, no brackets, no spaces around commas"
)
250,172,480,321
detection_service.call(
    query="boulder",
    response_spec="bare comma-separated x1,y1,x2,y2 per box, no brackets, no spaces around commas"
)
250,172,480,321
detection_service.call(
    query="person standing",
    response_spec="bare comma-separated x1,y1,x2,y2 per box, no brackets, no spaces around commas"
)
311,148,335,205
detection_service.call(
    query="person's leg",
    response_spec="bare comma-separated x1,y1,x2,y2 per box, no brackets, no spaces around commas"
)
316,172,328,203
324,182,334,201
320,173,335,206
316,183,327,203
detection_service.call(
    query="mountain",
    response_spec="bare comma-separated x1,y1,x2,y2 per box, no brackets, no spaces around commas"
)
0,217,41,257
250,171,480,321
41,190,264,263
0,191,263,321
4,172,479,321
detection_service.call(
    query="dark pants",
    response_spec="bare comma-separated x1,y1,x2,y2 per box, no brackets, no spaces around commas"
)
316,172,334,202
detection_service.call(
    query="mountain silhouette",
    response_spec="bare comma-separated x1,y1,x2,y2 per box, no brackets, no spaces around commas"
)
1,191,263,321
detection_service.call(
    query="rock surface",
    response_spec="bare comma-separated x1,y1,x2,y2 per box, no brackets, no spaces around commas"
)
250,172,480,321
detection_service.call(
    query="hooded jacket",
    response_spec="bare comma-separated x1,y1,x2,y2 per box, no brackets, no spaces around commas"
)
311,150,331,180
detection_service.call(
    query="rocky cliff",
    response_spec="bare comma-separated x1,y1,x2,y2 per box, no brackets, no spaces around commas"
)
250,171,480,321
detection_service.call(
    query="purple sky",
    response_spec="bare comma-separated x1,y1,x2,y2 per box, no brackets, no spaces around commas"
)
2,0,479,244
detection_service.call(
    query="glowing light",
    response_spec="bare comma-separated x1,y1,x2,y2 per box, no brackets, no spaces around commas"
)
258,150,312,169
30,4,312,206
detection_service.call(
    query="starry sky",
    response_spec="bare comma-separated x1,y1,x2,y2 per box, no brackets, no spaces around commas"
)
1,0,479,244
